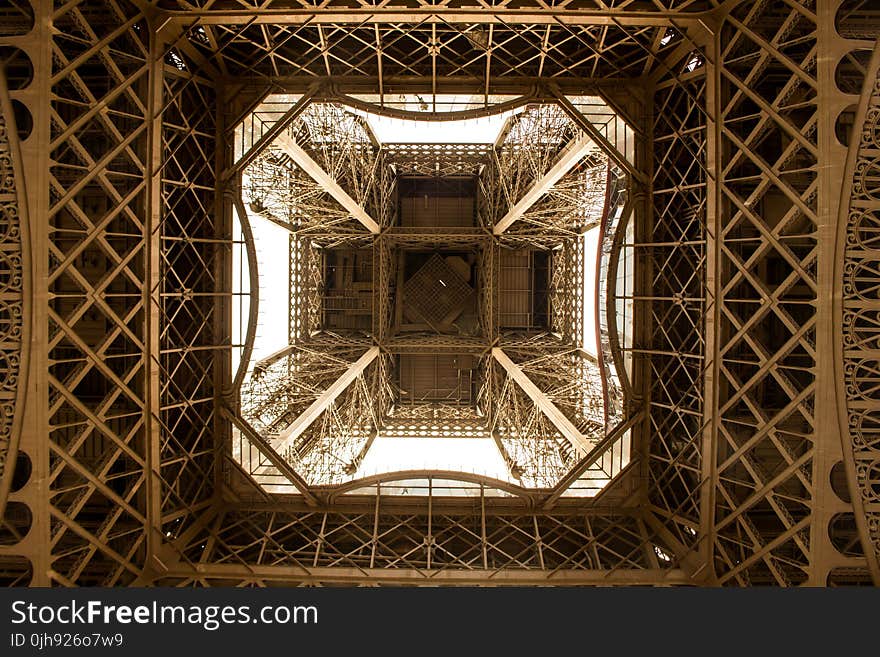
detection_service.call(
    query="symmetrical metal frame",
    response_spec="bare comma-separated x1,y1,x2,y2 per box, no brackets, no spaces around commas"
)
235,94,621,493
0,0,878,587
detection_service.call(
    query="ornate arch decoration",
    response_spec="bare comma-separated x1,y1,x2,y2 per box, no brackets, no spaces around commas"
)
836,41,880,585
0,68,32,517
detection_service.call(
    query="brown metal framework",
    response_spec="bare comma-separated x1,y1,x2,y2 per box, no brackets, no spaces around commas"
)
233,91,621,494
0,0,878,587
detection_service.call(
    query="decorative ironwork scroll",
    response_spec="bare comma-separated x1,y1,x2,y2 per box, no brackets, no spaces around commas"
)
0,70,28,516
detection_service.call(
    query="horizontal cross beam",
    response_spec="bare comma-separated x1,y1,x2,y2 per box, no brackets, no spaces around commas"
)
162,563,692,586
167,14,691,29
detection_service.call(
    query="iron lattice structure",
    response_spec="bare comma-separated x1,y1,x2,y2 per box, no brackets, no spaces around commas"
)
0,0,878,587
234,93,619,493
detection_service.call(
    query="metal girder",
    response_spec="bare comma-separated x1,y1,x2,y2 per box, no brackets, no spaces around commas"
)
493,132,599,235
222,407,318,505
274,132,380,233
491,348,593,455
705,1,821,586
164,11,703,27
161,563,692,586
550,87,644,184
223,85,320,181
542,409,644,510
271,347,380,456
636,10,709,582
151,498,680,584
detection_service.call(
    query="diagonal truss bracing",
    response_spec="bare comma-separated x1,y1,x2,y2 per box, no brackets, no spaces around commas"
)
273,133,380,234
494,132,601,235
2,0,874,588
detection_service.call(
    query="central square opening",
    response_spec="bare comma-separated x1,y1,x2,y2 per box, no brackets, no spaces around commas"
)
233,96,633,494
400,251,478,334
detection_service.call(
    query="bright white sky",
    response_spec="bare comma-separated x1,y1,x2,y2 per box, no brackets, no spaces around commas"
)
246,209,290,367
583,226,600,357
360,112,511,143
357,437,511,480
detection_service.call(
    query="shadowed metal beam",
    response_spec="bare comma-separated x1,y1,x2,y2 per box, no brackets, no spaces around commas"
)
541,408,645,510
493,132,599,234
272,347,381,456
163,562,693,586
274,132,381,233
223,84,320,181
492,347,593,454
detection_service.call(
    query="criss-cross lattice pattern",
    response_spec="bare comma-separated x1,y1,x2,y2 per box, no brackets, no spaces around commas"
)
3,0,876,588
711,2,819,586
403,254,474,326
43,0,151,585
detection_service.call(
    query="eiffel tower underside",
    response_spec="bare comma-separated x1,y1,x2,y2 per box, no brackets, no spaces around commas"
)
1,0,879,587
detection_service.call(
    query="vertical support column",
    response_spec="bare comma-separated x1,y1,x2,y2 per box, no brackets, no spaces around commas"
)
143,20,166,577
370,485,380,569
480,485,488,569
698,20,721,584
634,85,655,513
213,85,232,511
490,241,499,343
426,478,433,570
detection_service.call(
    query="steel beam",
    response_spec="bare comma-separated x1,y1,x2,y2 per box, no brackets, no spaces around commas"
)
162,563,693,586
493,132,599,235
223,84,320,181
550,87,644,184
274,132,380,233
223,407,318,505
271,347,380,455
165,12,696,28
492,347,592,454
542,408,644,510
